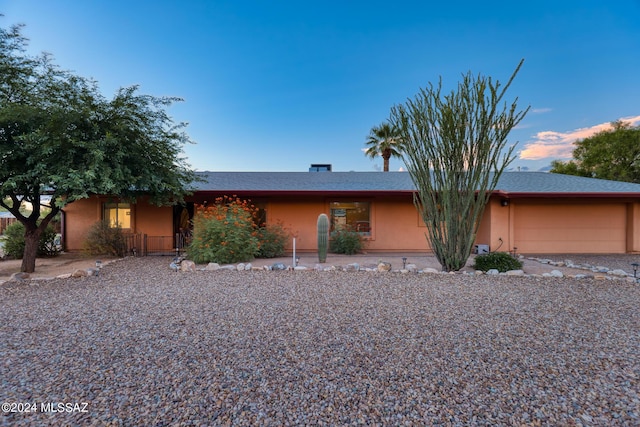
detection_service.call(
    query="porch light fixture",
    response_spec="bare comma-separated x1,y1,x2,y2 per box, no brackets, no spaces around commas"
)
501,199,509,207
632,263,639,282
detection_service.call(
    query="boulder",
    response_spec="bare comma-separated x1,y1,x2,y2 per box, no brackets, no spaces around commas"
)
205,263,220,271
345,263,360,272
180,260,196,272
549,269,564,278
486,269,499,275
10,272,30,281
236,263,245,271
506,269,524,276
377,262,392,272
422,267,440,274
72,269,88,278
608,269,628,277
271,263,287,271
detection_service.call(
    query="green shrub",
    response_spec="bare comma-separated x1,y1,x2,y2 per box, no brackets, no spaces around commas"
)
329,228,364,255
473,251,523,272
187,196,259,264
256,222,289,258
2,222,60,259
84,220,127,257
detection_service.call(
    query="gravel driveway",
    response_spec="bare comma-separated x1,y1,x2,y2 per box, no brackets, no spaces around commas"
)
1,257,639,426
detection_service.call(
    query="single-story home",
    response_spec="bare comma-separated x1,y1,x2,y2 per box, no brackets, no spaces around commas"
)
61,170,640,255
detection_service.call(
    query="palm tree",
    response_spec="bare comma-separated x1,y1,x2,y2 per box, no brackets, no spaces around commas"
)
364,122,404,172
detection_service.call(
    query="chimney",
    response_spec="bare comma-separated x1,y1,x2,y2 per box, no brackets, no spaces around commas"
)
309,164,332,172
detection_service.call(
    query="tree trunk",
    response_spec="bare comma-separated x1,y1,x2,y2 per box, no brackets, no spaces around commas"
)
21,226,41,273
382,151,390,172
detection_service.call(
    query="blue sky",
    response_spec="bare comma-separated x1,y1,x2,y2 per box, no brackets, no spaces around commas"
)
2,0,639,172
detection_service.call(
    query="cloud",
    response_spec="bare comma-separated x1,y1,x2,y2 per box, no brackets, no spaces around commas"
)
519,115,640,160
531,107,552,114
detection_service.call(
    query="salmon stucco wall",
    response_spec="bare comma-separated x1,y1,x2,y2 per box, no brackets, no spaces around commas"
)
263,196,433,253
627,202,640,252
512,199,628,254
367,197,431,252
63,196,174,252
63,197,102,251
264,198,326,252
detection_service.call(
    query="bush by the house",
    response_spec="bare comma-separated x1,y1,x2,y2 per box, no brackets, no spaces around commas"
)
84,220,127,257
473,251,523,272
2,222,60,259
329,228,365,255
187,196,260,264
255,222,289,258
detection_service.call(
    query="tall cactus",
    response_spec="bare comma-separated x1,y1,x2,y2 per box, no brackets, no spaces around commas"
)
317,213,329,263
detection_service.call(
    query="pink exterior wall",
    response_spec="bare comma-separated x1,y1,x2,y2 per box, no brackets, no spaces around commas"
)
261,196,431,253
510,199,628,254
63,196,173,252
63,194,640,255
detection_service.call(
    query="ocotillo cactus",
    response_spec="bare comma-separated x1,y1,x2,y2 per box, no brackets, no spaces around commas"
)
317,213,329,263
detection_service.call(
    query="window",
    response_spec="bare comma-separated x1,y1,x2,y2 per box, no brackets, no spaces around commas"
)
103,203,131,229
330,201,370,234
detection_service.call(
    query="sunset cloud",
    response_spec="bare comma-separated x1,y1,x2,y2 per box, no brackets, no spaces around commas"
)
519,115,640,160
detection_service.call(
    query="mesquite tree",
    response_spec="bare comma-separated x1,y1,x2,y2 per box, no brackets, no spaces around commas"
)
1,22,195,273
390,60,529,271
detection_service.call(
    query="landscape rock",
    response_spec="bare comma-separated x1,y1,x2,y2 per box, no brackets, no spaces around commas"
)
71,269,88,278
180,260,196,272
10,272,30,281
377,262,392,272
506,269,525,276
271,263,287,271
608,269,628,277
550,270,564,278
205,263,220,271
345,263,360,272
486,269,499,275
236,263,245,271
422,267,440,274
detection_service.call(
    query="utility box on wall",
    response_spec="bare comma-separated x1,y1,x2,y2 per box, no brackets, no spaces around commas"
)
475,244,490,254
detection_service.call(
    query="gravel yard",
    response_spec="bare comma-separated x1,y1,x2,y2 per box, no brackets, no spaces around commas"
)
1,257,639,426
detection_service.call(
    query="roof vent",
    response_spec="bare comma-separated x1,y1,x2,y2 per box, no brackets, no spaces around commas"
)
309,164,332,172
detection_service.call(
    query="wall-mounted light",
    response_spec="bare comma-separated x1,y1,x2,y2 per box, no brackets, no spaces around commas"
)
501,199,509,207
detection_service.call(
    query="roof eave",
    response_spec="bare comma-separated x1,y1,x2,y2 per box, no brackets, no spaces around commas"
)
494,190,640,199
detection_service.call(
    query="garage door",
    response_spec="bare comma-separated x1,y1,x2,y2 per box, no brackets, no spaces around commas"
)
513,203,627,253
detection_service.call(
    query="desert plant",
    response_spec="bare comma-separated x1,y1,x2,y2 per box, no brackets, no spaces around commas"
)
84,220,127,257
473,252,523,272
255,222,289,258
330,228,364,255
187,196,259,264
391,60,529,271
3,222,60,259
317,213,329,262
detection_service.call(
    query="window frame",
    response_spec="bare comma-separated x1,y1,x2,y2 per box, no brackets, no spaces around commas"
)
103,202,133,230
328,200,373,237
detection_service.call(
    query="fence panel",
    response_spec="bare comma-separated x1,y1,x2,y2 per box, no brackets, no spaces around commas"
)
122,233,183,256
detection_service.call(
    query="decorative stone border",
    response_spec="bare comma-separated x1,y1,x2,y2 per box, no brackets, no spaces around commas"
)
173,258,638,282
